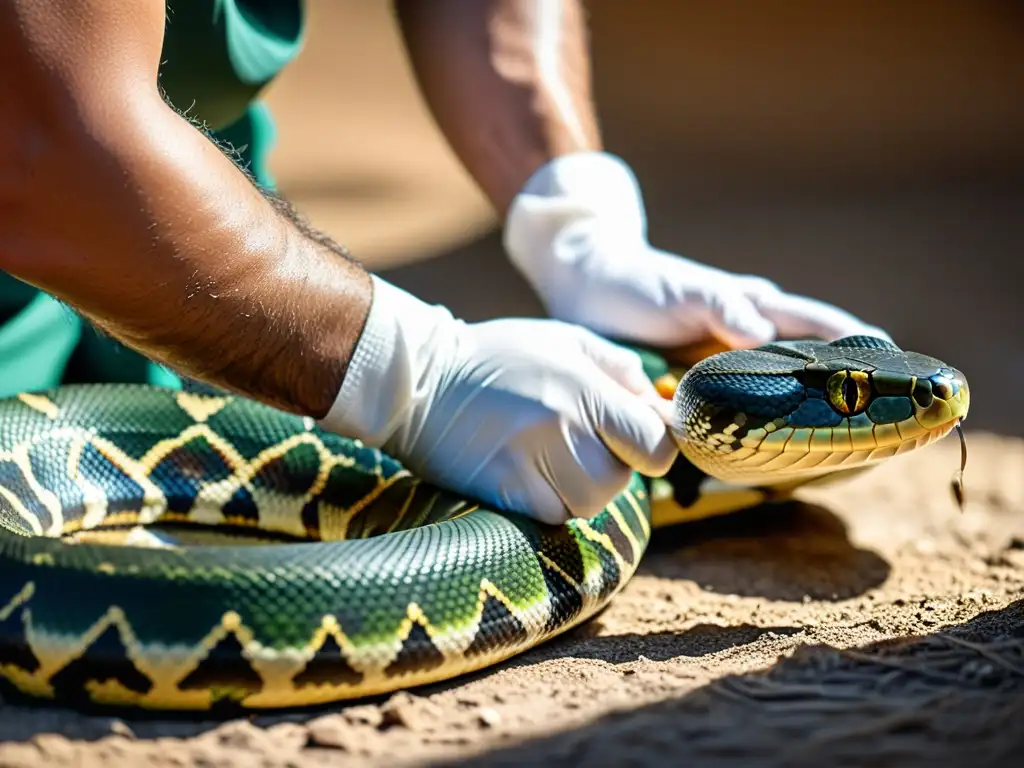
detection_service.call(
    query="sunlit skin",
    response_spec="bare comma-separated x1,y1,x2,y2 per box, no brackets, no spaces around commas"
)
0,0,602,418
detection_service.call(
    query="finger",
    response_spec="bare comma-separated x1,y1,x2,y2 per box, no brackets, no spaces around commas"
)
572,326,659,397
584,378,678,479
735,274,782,297
752,291,893,342
702,289,777,349
538,428,636,519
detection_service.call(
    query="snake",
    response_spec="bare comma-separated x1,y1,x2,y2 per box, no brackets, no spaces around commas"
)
0,334,969,711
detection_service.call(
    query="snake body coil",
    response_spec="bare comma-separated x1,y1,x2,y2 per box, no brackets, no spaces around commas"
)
0,336,968,710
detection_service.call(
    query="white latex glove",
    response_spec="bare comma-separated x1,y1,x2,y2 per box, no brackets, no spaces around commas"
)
504,151,891,348
319,276,677,525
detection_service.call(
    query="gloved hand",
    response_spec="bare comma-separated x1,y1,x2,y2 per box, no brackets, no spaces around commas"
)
504,151,891,348
318,276,677,525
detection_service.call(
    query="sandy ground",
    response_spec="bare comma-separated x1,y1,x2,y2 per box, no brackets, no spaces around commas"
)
1,431,1022,767
2,5,1021,765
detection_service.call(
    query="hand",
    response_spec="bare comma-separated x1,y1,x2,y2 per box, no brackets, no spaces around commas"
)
503,151,891,349
318,277,677,525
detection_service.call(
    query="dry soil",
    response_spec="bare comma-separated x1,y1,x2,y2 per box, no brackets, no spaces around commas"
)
1,432,1023,767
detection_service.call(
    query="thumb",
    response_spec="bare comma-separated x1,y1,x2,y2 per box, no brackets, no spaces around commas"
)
583,373,679,478
573,324,677,425
702,288,777,349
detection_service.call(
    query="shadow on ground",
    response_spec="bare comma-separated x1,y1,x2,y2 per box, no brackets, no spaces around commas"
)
0,501,891,745
438,599,1024,768
641,500,892,601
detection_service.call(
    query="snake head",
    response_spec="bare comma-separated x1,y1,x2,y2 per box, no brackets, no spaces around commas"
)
670,335,969,485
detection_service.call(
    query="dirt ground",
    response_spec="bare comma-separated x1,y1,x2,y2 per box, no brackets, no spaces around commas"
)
1,431,1022,767
1,5,1020,765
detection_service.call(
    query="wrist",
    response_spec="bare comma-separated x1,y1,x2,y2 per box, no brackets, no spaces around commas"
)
317,275,460,447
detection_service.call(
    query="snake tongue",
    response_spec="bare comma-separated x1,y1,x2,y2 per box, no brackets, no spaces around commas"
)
951,419,967,512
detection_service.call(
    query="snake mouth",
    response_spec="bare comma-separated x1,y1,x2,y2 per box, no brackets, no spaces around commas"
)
892,367,970,457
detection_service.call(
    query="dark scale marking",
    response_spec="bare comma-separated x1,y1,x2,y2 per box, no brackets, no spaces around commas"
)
715,414,773,446
28,446,86,529
602,516,637,567
360,482,470,537
149,437,235,515
786,398,843,428
299,499,322,540
48,623,153,702
403,486,474,530
871,371,913,397
222,486,260,525
177,632,263,695
384,621,445,678
0,605,39,673
867,396,914,424
250,442,322,497
465,595,529,658
535,528,587,587
306,463,387,539
689,372,805,419
0,459,54,533
345,476,425,539
584,532,623,602
539,558,585,634
292,633,363,687
704,407,732,436
848,413,873,430
706,407,770,440
77,445,148,517
798,363,833,391
0,673,24,704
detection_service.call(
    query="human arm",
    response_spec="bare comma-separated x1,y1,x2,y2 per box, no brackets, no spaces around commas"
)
0,0,371,416
394,0,890,348
393,0,600,217
0,0,675,523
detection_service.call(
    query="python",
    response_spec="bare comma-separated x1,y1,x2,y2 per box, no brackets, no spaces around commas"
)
0,335,967,711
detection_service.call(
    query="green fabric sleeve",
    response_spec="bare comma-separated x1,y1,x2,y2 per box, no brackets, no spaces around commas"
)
160,0,306,131
0,0,305,398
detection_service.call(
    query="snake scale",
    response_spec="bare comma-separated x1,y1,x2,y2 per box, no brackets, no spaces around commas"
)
0,335,968,711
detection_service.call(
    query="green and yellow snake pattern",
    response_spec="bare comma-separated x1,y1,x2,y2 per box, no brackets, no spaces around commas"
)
0,335,969,711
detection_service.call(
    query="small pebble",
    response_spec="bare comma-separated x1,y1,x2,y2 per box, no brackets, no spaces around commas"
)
478,708,502,728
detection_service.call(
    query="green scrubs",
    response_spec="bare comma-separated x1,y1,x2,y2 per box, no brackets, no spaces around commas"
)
0,0,306,397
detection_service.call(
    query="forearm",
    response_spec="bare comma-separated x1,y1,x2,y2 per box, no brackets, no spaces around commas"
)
8,104,370,416
394,0,602,216
0,1,371,417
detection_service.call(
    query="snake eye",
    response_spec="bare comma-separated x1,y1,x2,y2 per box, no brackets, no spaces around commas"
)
826,370,872,415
